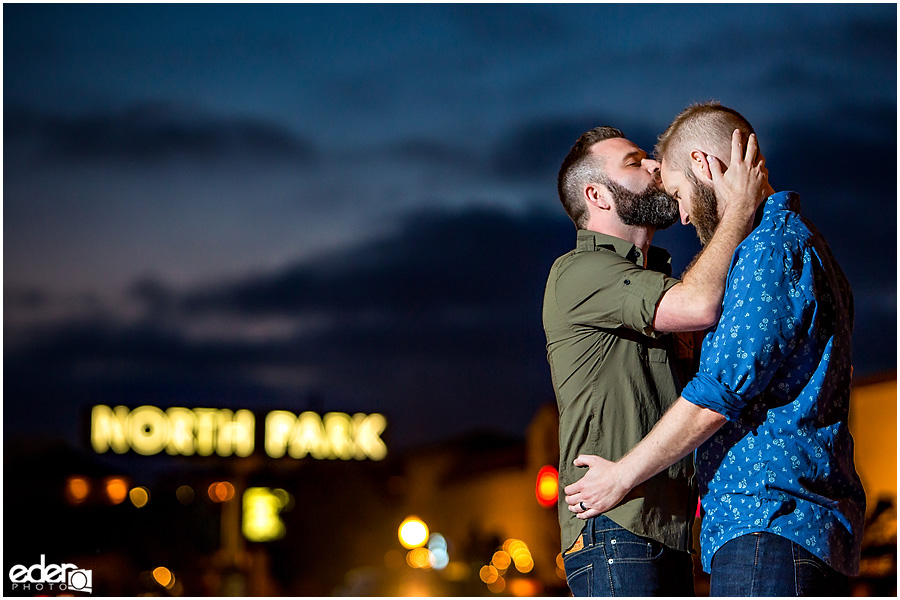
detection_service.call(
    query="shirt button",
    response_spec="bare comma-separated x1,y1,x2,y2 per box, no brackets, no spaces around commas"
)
623,279,631,285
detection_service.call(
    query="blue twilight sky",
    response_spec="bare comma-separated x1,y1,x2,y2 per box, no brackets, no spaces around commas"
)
4,3,897,452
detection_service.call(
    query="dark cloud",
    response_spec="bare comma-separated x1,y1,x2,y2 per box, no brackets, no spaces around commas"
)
447,4,568,48
179,207,573,317
655,5,895,82
4,288,50,310
382,139,482,168
491,114,660,181
5,208,575,449
4,103,317,165
762,110,896,269
835,12,896,60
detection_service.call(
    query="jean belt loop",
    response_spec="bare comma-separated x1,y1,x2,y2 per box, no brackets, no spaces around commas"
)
587,511,596,544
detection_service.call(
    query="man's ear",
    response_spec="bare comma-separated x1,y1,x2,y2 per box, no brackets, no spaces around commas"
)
689,149,713,182
584,183,612,211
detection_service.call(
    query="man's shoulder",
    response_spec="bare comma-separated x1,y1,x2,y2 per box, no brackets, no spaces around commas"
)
739,216,815,260
552,243,632,275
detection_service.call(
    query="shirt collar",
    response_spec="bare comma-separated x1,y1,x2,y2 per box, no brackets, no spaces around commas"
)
575,229,673,274
764,191,802,216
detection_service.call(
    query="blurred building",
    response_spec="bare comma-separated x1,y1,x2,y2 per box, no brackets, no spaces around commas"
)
848,373,897,596
3,375,895,596
4,402,566,597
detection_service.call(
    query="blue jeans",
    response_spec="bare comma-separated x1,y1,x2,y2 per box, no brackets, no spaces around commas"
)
562,515,695,597
710,532,849,596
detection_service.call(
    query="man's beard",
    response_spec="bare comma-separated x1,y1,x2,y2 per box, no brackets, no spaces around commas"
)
607,179,679,230
685,171,720,245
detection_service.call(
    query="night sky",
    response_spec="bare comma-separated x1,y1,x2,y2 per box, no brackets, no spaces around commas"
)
4,4,897,457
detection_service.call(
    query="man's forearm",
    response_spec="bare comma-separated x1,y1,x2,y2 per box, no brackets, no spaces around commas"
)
563,398,727,517
617,397,727,491
682,206,756,307
652,202,759,332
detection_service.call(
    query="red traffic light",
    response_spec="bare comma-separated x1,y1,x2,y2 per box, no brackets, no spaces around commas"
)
535,465,559,507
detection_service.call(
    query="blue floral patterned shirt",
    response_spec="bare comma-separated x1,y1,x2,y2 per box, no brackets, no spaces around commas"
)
681,191,866,576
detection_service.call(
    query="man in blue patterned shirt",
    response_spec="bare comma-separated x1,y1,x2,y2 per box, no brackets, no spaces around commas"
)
562,102,866,596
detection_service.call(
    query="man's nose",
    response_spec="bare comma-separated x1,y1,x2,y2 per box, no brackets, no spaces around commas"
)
642,157,661,174
679,205,690,226
642,158,662,182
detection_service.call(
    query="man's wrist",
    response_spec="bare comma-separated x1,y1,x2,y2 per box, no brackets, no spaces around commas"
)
615,456,642,493
720,201,756,223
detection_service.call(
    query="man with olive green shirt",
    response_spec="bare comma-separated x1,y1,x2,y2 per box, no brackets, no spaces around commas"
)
543,126,766,596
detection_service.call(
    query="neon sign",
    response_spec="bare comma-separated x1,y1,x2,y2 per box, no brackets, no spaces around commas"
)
90,405,387,460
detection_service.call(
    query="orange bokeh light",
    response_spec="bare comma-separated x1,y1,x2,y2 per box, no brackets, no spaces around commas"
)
509,578,540,597
208,481,235,503
65,476,90,505
487,576,506,594
152,566,174,589
105,477,128,505
479,565,499,584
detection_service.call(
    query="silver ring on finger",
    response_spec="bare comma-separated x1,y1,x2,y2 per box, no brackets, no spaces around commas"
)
580,501,586,512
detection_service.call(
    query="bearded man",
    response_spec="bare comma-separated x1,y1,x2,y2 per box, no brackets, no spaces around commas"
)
543,125,767,596
563,104,865,596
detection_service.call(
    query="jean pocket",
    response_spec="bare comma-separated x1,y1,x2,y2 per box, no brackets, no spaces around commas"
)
793,557,830,596
610,535,665,563
566,563,593,596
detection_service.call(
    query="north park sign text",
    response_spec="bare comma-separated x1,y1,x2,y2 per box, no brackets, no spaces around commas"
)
90,405,387,461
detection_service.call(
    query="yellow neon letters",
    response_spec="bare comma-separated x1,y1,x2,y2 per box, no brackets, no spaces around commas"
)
91,405,386,460
91,405,254,457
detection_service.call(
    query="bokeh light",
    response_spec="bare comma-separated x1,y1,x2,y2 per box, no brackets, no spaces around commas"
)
242,487,287,542
501,538,534,573
556,552,567,580
396,576,431,597
152,566,174,589
509,578,540,596
175,485,194,505
479,565,499,584
65,476,90,505
406,547,434,570
208,481,235,503
535,465,559,507
487,575,506,594
272,488,295,512
491,550,511,571
514,553,534,573
105,477,128,505
129,486,150,508
398,516,429,549
427,533,449,570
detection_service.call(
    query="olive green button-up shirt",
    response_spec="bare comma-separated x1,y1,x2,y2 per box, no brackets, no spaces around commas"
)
543,229,696,554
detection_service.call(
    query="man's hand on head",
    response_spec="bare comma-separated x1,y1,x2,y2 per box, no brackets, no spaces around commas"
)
708,128,769,219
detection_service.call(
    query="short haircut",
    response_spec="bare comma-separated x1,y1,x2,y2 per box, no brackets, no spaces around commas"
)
654,101,755,174
557,126,625,229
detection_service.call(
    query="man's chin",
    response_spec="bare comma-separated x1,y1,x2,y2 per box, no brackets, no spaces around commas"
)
653,217,678,231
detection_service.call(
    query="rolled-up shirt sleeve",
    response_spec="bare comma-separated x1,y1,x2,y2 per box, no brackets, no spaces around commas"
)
682,243,814,421
555,251,680,338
